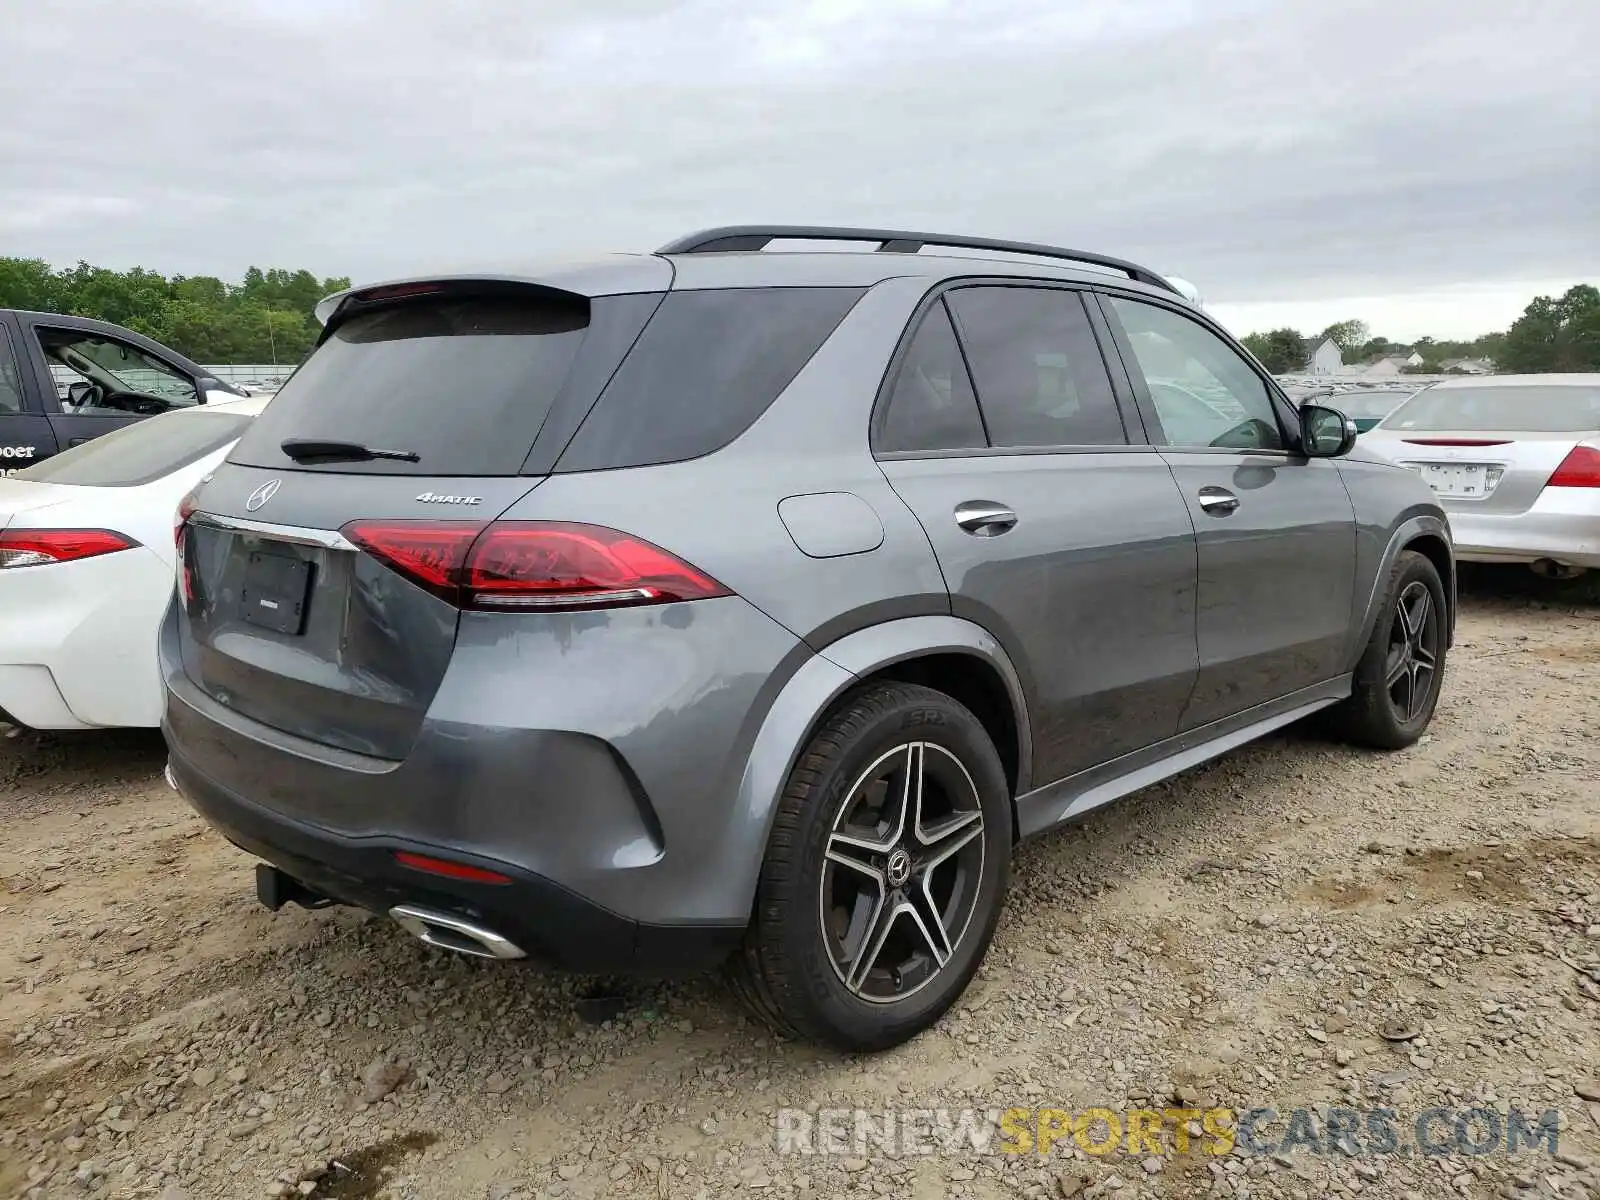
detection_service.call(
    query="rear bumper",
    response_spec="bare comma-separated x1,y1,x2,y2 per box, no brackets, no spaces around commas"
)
0,665,92,731
1446,487,1600,568
160,590,810,943
164,746,742,972
0,548,171,729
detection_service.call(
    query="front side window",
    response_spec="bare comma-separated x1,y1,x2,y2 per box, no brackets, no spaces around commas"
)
35,327,199,414
945,287,1126,448
875,301,988,453
1107,297,1285,451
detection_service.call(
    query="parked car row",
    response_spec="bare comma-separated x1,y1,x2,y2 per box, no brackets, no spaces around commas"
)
0,226,1590,1052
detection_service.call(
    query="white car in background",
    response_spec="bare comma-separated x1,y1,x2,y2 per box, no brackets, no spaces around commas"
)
0,396,268,730
1361,375,1600,578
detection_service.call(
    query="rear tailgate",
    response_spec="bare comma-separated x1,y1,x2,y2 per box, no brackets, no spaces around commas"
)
1379,381,1600,513
1388,431,1584,514
179,468,542,759
174,278,666,760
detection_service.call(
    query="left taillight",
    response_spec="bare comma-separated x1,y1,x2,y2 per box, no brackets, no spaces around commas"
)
0,529,138,570
340,519,732,612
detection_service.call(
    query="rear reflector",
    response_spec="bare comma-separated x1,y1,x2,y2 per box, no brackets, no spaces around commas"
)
175,484,203,546
1547,444,1600,488
392,851,513,885
1401,438,1512,447
342,520,731,612
0,529,138,570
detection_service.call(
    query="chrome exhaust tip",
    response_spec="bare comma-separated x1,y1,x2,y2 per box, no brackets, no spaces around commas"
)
163,763,180,792
1530,558,1586,581
389,904,526,960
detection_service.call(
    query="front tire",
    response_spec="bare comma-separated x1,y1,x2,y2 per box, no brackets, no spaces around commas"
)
728,682,1012,1052
1328,550,1448,749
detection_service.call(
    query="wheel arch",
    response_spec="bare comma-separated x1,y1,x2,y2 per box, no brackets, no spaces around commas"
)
1348,512,1457,669
1404,530,1456,645
727,616,1031,919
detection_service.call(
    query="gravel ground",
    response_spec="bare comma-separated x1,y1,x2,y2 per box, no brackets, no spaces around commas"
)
2,566,1597,1200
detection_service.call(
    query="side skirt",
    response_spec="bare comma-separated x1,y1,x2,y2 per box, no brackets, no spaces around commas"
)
1014,675,1352,839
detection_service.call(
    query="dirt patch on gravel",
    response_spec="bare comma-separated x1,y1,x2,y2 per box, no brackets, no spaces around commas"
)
2,567,1597,1200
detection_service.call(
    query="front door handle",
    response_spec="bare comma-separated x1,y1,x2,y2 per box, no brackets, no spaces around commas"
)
1197,486,1240,515
954,500,1018,537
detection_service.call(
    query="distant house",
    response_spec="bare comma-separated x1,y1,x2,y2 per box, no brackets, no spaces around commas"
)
1364,351,1425,378
1303,337,1343,376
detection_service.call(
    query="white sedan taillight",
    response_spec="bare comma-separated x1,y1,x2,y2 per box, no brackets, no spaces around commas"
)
1547,443,1600,488
0,529,138,569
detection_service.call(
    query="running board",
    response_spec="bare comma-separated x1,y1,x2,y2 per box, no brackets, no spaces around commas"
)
1014,676,1350,839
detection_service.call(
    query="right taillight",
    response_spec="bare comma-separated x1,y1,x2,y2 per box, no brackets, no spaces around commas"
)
340,520,731,613
1547,444,1600,488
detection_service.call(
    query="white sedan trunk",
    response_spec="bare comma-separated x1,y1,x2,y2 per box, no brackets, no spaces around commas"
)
0,398,265,729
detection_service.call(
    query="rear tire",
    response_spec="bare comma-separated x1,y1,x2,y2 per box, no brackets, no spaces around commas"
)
1327,550,1448,749
728,682,1011,1052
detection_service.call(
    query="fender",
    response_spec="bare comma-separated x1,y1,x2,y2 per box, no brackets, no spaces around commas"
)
1346,511,1456,670
723,615,1032,918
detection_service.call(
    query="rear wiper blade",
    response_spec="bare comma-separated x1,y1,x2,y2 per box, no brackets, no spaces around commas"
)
280,438,420,463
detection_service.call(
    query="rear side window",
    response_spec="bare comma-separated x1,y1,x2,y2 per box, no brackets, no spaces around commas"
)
556,287,864,472
876,301,988,453
0,327,25,414
14,411,250,487
231,293,592,476
945,287,1126,448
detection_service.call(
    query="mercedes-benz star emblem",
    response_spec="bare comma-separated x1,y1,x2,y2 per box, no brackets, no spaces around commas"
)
245,479,282,511
885,848,912,888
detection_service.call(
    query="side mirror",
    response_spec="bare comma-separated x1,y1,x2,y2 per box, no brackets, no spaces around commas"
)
1300,404,1358,458
66,380,96,407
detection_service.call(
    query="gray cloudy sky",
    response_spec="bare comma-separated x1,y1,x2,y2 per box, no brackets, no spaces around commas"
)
3,0,1596,337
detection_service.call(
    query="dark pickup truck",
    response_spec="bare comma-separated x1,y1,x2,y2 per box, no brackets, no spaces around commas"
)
0,309,248,475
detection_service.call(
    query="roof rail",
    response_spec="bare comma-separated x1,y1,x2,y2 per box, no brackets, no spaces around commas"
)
656,225,1180,295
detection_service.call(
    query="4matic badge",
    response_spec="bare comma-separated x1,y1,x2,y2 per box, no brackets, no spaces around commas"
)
415,491,482,505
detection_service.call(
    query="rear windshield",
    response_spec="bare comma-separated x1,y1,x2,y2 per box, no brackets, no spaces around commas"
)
230,293,592,476
1383,385,1600,433
14,411,250,487
556,287,865,472
1335,392,1413,419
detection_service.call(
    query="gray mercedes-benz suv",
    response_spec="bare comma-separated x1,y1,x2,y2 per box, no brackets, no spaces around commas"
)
163,226,1454,1051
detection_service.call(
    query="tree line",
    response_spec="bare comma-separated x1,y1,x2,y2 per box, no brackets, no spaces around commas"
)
0,258,351,364
1240,284,1599,376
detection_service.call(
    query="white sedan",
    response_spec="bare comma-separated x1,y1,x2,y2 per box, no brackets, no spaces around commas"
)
0,396,268,730
1360,375,1600,578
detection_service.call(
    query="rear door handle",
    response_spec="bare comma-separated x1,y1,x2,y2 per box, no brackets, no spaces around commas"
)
954,500,1018,537
1197,486,1239,514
